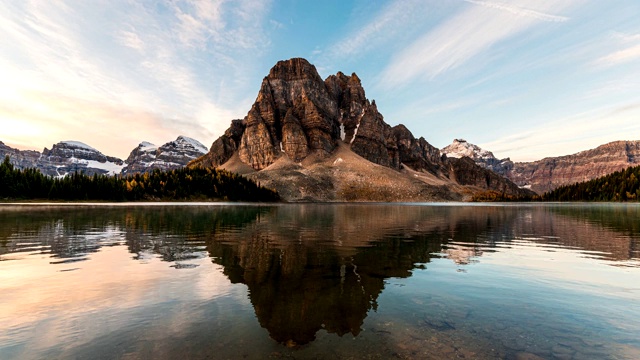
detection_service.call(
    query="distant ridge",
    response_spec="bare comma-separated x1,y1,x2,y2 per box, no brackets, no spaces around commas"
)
442,139,640,194
0,135,208,177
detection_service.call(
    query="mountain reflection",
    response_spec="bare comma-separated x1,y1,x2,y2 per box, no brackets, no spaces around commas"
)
205,205,447,345
1,204,639,346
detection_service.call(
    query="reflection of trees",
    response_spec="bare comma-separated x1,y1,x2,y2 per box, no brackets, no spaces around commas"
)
0,207,123,261
0,205,268,262
1,204,639,346
520,205,640,262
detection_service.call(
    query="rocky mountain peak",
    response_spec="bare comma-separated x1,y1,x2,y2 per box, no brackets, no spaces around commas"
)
442,139,495,160
189,57,533,201
122,136,208,175
267,57,324,83
441,139,513,181
38,140,124,177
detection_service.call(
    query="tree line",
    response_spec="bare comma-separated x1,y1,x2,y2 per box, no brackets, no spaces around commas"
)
0,156,279,202
542,165,640,201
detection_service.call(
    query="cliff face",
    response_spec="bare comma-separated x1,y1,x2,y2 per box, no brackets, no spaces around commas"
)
508,141,640,194
192,58,530,201
192,58,447,174
446,157,524,196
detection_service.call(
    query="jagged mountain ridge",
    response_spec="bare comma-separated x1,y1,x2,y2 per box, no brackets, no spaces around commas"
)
442,139,640,194
29,141,124,177
1,136,208,177
191,58,530,201
122,136,208,175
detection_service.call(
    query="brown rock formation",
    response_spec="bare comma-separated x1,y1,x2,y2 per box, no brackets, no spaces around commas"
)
191,58,531,201
507,141,640,194
443,139,640,195
447,157,525,196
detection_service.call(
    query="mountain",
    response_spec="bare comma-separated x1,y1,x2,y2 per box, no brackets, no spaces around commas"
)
442,139,640,194
508,141,640,194
0,141,40,170
543,164,640,201
1,140,125,177
121,136,208,175
1,136,208,177
191,58,531,202
38,141,125,177
441,139,513,175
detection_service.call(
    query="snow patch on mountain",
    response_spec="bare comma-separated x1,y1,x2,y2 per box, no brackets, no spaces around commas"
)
176,136,208,153
84,160,125,176
139,142,157,152
121,136,209,175
442,139,513,176
61,141,98,152
441,139,494,160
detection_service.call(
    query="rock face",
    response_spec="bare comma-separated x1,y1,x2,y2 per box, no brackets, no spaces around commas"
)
38,141,125,177
192,58,447,174
192,58,531,201
443,139,640,194
122,136,208,175
2,140,123,176
508,141,640,194
446,157,523,196
0,141,40,170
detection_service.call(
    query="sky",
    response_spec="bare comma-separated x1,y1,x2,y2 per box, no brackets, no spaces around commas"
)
1,0,639,162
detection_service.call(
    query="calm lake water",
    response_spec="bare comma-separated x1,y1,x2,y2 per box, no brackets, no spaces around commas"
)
1,203,639,360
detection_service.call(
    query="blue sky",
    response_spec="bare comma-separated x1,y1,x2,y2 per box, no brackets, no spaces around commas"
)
1,0,639,161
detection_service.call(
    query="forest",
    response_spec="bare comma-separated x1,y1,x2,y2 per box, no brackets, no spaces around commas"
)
0,156,280,202
542,165,640,201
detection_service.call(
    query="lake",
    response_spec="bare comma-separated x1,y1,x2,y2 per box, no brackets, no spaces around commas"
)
0,203,639,359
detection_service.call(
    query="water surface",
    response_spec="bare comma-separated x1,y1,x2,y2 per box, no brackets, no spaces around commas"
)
1,203,639,359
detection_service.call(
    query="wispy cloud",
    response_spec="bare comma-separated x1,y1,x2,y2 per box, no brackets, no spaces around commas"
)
464,0,569,22
379,0,577,87
316,0,431,68
482,101,640,161
0,0,273,157
596,43,640,66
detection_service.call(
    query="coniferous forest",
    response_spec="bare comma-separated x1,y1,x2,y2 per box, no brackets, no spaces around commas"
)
0,156,279,202
543,165,640,201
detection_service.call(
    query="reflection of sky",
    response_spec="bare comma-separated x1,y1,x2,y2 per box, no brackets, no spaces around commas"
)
2,203,640,358
0,245,247,359
398,241,640,356
432,238,640,340
474,239,640,299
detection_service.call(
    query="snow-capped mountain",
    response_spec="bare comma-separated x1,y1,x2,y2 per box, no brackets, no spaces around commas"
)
121,136,208,175
2,136,208,177
39,141,125,177
441,139,513,174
